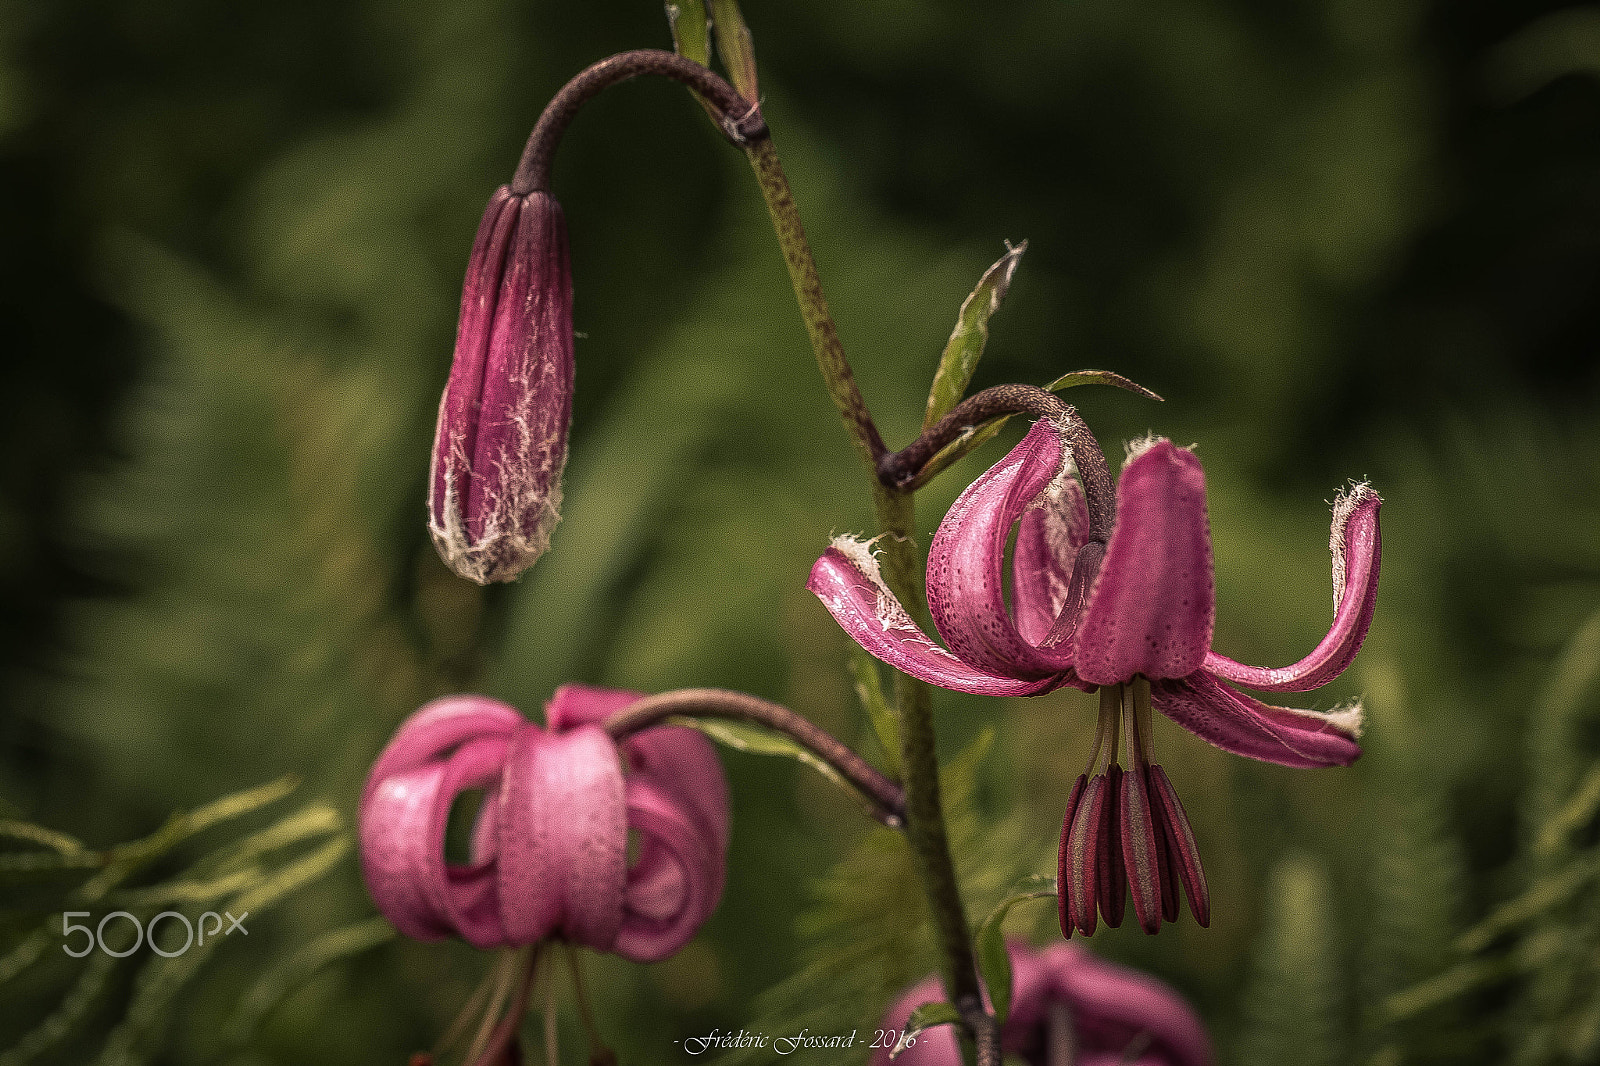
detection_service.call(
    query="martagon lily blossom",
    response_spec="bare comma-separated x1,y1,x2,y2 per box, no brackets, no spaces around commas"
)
808,418,1381,936
877,941,1213,1066
359,685,728,961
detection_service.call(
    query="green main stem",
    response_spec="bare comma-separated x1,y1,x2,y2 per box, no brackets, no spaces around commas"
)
744,134,997,1066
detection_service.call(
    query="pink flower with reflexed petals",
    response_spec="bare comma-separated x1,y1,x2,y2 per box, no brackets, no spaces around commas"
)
808,419,1380,936
429,186,574,584
359,685,728,961
876,941,1212,1066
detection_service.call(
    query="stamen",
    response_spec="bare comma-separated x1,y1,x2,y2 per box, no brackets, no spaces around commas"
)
1149,766,1211,927
1099,764,1126,929
1062,774,1108,936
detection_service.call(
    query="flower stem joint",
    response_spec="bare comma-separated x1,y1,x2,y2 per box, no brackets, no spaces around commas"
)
429,186,574,585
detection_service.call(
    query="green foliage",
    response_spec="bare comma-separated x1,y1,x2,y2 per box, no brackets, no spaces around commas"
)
973,873,1056,1026
0,780,348,1066
923,243,1027,430
1237,854,1348,1066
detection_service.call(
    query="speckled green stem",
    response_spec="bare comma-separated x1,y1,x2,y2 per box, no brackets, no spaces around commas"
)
744,137,886,474
743,130,996,1066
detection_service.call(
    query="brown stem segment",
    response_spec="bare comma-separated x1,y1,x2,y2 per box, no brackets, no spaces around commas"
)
879,384,1116,541
603,688,906,828
512,49,768,194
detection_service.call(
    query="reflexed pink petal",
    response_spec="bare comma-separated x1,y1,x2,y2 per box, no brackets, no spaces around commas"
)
808,544,1060,696
1204,483,1382,692
622,724,730,902
363,695,523,806
497,723,626,949
927,421,1077,676
546,685,730,901
360,762,457,942
613,777,721,962
1013,466,1090,646
1043,943,1214,1066
425,736,514,948
1074,442,1215,685
543,684,643,731
1151,672,1362,768
877,943,1214,1066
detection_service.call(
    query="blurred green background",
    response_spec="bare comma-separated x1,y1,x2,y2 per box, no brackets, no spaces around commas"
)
3,0,1600,1063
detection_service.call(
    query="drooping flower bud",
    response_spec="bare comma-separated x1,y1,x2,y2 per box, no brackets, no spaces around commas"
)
429,187,574,584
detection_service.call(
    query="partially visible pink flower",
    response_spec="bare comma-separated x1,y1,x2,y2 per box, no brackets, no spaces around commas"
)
809,420,1380,935
429,186,574,584
877,942,1212,1066
359,685,728,961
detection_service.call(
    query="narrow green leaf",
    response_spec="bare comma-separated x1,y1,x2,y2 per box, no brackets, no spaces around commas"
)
1537,761,1600,858
0,950,119,1066
228,915,395,1043
707,0,759,101
903,417,1009,494
0,820,86,856
849,648,901,779
664,0,710,66
974,873,1058,1025
1043,369,1162,401
1383,957,1512,1022
940,727,995,813
924,243,1027,430
1456,854,1600,953
893,1001,964,1059
94,834,350,1066
673,717,856,805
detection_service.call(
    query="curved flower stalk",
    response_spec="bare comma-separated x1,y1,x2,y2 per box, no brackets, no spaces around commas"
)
429,186,574,585
809,418,1381,935
877,941,1213,1066
359,684,728,961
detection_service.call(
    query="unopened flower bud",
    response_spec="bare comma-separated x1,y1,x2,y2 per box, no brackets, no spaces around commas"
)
429,187,574,584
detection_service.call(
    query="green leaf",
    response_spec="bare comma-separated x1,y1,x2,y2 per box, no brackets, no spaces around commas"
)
1456,854,1600,954
974,873,1057,1025
664,0,710,66
94,834,350,1066
0,820,86,856
1043,369,1163,401
924,243,1027,430
0,950,119,1066
850,648,901,779
228,915,394,1043
672,717,860,810
903,417,1009,494
1237,854,1348,1066
707,0,758,101
893,1001,964,1059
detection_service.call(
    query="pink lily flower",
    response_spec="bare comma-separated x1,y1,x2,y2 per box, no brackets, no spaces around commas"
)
359,685,728,961
429,186,574,584
876,941,1213,1066
808,419,1380,936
